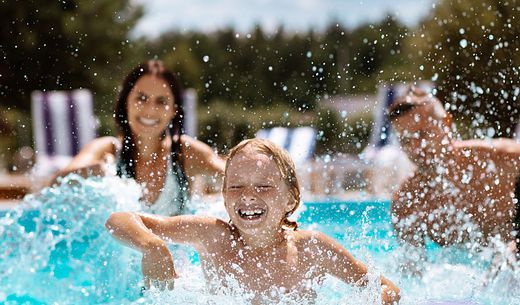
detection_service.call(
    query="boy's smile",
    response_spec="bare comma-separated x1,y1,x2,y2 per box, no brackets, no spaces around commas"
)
224,150,292,236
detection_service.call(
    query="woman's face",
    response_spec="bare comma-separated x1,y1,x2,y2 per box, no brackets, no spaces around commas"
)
127,74,177,138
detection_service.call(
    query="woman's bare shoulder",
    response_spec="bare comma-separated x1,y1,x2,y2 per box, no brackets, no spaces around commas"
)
85,136,120,154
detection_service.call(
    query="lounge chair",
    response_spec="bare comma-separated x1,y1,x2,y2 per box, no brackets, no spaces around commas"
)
256,126,316,165
31,89,97,177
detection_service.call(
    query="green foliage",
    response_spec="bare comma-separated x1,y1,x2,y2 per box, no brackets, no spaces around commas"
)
314,109,373,155
409,0,520,137
0,0,144,113
347,15,411,91
197,101,372,155
145,18,409,110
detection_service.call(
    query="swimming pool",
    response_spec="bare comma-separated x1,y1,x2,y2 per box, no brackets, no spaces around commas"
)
0,176,518,304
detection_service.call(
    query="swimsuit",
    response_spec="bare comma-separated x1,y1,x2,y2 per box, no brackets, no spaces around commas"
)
514,173,520,257
114,139,189,216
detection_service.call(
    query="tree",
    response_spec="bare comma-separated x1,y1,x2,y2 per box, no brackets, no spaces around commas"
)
409,0,520,137
0,0,143,113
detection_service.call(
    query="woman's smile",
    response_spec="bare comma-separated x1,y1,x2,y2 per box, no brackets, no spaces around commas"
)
136,116,160,127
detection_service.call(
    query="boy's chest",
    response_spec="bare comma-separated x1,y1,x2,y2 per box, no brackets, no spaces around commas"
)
203,246,318,293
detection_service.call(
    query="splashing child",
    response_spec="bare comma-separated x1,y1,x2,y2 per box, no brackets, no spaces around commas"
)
105,138,400,304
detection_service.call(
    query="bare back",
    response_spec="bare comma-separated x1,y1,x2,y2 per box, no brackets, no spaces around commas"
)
392,139,520,246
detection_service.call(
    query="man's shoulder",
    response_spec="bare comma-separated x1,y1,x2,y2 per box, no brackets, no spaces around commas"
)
455,138,520,157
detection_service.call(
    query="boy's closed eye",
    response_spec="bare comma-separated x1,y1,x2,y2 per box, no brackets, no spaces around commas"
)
227,185,243,191
156,96,169,106
255,185,273,192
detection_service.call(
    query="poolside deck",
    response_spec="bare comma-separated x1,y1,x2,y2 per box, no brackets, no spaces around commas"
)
0,174,32,200
0,173,45,209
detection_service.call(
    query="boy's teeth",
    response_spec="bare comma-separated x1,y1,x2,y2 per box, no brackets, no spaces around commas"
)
239,209,264,216
244,209,262,215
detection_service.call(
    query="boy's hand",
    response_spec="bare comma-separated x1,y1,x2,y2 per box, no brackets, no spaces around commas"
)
142,241,177,291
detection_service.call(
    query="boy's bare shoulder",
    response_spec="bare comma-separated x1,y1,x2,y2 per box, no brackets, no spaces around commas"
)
291,230,332,248
291,230,352,261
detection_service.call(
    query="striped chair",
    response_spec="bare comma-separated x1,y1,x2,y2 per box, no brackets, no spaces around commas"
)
31,89,97,176
256,126,316,165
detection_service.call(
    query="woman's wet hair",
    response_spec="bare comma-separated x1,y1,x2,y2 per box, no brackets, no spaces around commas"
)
223,138,301,230
114,60,186,178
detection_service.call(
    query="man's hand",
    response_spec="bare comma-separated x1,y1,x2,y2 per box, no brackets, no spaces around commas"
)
142,241,177,291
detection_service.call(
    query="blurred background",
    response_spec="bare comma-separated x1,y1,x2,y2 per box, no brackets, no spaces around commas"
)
1,0,519,197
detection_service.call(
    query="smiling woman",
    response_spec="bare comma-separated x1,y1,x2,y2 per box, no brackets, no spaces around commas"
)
52,60,225,216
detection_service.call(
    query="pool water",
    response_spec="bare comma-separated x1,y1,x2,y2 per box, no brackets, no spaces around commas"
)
1,176,519,304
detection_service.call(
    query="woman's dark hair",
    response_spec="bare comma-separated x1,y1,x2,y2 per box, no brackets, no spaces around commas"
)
114,60,186,179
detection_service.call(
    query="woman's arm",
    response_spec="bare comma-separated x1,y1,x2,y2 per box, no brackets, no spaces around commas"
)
306,231,400,304
49,136,118,185
179,135,225,178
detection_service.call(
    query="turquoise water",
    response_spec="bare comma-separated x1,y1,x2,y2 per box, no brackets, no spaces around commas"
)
1,175,519,304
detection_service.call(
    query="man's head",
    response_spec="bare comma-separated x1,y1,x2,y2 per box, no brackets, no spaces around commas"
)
388,87,452,166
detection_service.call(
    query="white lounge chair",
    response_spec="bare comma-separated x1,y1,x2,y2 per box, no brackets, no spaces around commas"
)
31,89,97,176
256,126,316,165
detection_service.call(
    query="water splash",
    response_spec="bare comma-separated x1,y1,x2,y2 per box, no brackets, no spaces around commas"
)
0,175,143,304
1,177,520,304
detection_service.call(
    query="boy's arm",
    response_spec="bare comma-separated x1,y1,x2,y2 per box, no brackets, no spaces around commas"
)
308,231,400,305
105,212,226,288
105,212,226,251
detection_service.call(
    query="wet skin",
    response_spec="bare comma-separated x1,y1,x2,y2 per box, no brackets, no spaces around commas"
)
392,104,520,246
127,75,177,203
52,73,225,204
106,149,400,304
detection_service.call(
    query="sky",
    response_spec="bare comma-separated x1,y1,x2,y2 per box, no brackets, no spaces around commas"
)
132,0,436,38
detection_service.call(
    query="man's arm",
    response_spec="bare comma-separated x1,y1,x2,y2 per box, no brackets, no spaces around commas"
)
304,231,400,305
459,139,520,172
391,181,426,247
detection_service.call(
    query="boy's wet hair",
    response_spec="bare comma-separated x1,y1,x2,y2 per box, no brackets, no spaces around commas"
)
388,86,445,121
223,138,301,230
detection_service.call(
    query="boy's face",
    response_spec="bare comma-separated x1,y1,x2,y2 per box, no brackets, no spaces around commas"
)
223,150,294,235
